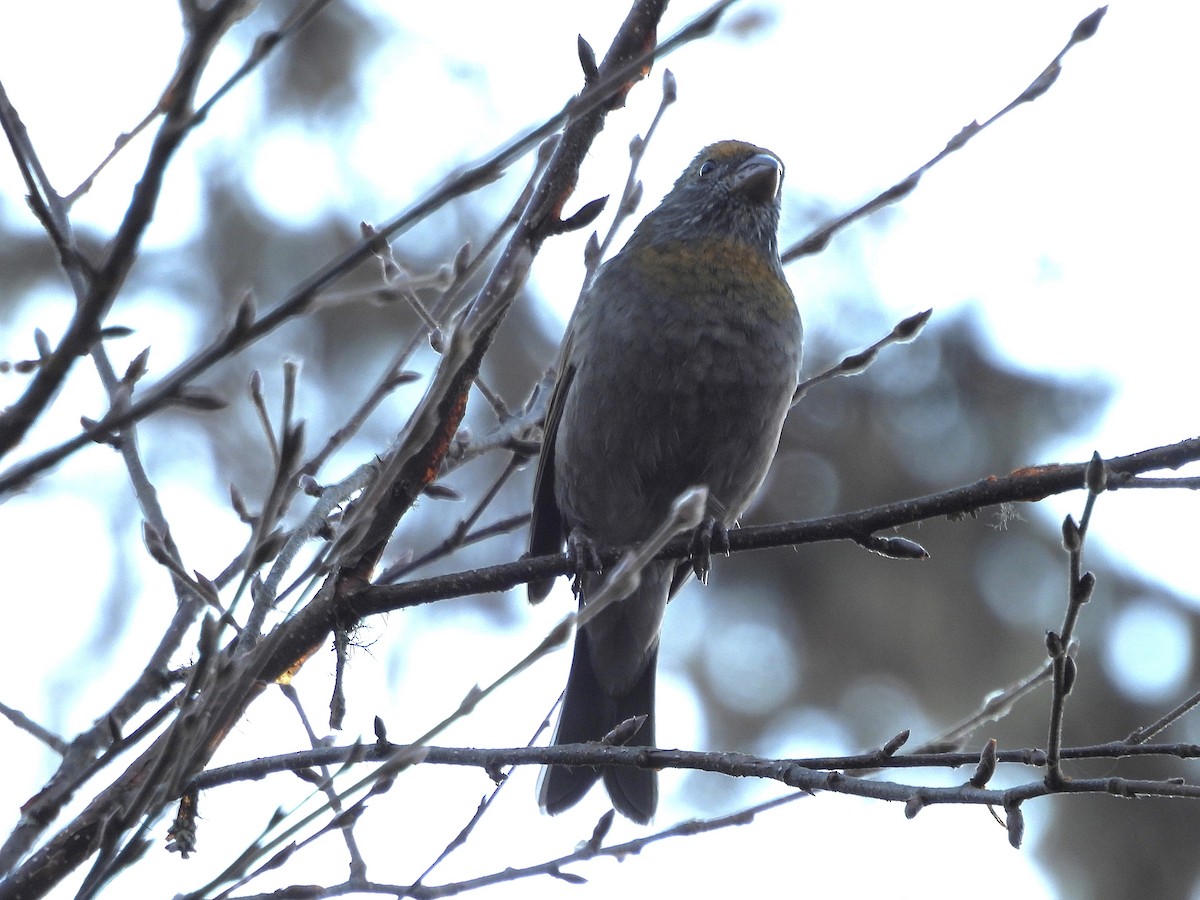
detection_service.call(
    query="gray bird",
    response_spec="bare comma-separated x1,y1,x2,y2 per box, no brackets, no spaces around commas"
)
529,140,802,822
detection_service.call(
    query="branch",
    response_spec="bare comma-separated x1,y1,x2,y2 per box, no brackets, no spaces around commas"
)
792,309,931,405
225,793,804,900
1043,452,1106,785
182,489,706,897
349,438,1200,617
0,0,251,461
186,732,1200,894
191,737,1200,793
780,6,1107,263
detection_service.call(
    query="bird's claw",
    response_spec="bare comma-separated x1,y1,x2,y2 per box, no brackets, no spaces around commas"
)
566,530,603,596
689,518,729,584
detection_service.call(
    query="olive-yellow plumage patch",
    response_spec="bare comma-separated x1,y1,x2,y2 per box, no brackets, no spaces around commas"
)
631,238,794,321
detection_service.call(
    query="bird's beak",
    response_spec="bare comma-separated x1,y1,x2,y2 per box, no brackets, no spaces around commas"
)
731,153,782,203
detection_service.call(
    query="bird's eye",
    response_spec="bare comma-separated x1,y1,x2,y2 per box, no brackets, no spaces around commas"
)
698,159,716,177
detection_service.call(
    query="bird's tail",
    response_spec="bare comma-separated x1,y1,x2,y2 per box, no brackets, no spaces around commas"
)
538,628,658,824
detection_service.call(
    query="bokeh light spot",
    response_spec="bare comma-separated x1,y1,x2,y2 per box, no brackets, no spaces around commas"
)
704,620,799,716
1103,600,1192,704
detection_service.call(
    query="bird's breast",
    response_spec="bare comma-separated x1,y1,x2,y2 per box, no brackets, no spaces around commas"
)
554,240,801,542
628,238,797,324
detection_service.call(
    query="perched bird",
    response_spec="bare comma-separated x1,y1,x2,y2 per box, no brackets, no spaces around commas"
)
528,140,802,823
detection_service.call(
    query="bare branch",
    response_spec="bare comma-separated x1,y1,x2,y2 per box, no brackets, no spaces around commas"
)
354,438,1200,617
1044,452,1106,785
0,0,255,462
792,308,932,404
780,7,1107,263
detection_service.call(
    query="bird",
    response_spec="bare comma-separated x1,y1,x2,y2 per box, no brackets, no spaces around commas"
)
528,139,802,823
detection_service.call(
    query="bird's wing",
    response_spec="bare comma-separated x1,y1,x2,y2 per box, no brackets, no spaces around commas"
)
527,349,575,603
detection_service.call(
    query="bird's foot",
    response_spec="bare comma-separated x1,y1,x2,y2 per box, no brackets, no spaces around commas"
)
565,529,604,596
689,518,729,585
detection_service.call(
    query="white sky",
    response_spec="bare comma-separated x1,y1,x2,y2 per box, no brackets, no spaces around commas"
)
1,1,1197,898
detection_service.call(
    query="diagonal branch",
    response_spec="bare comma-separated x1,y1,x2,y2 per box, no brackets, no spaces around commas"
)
781,6,1106,264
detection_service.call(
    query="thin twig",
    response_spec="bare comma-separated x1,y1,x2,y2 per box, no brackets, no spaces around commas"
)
378,455,526,583
408,715,555,892
0,702,67,755
792,309,932,405
780,6,1107,264
0,0,254,463
1127,687,1200,745
300,145,550,480
1044,452,1106,784
583,67,678,286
